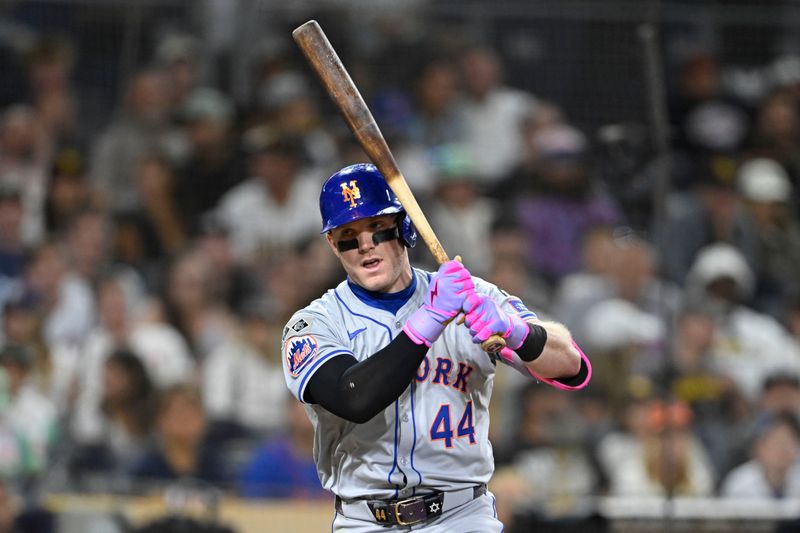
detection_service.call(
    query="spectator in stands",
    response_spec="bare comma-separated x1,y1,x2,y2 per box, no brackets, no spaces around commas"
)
174,87,245,230
684,243,800,401
514,125,622,284
455,45,537,185
599,397,715,497
513,123,623,284
256,71,339,171
669,305,752,478
561,230,681,377
154,33,204,119
0,185,25,281
131,384,227,487
202,296,287,440
486,220,552,316
369,89,437,201
0,344,58,477
72,276,194,446
747,88,800,186
114,154,187,283
723,373,800,477
192,213,264,317
759,373,800,420
89,68,185,215
551,225,617,336
492,100,565,203
42,146,91,235
736,158,800,318
427,145,498,277
720,412,800,499
65,209,127,286
214,135,320,263
24,240,95,348
1,279,81,417
69,349,156,477
0,105,51,247
658,151,758,285
408,58,464,150
489,383,599,528
24,37,82,148
160,248,237,360
238,397,326,499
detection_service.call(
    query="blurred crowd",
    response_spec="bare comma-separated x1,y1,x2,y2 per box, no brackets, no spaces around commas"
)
0,3,798,532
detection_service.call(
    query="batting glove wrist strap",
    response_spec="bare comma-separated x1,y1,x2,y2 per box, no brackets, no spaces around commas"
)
404,306,448,347
505,313,532,351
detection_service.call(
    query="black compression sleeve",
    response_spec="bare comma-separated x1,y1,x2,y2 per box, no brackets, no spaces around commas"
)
304,332,429,423
515,323,547,362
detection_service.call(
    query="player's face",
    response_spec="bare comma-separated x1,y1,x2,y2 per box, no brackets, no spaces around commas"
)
327,214,412,293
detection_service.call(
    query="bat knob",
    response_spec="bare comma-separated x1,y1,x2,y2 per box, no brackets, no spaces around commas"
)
481,335,506,354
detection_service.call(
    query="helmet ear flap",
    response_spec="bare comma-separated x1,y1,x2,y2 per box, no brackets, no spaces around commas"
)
399,213,417,248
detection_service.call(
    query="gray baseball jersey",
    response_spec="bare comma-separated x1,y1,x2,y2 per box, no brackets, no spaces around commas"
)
281,267,537,501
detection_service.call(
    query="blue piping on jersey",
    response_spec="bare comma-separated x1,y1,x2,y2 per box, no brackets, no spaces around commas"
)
389,400,401,498
333,288,403,494
334,289,394,339
298,349,353,403
409,380,423,490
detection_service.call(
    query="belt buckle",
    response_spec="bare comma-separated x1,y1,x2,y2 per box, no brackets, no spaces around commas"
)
394,496,426,526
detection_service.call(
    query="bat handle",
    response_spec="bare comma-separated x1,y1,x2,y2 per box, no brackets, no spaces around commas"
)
451,256,507,354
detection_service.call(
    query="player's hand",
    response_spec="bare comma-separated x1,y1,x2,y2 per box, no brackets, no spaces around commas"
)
404,260,474,346
462,293,529,350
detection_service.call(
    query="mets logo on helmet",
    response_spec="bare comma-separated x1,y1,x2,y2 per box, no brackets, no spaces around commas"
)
340,180,361,208
285,335,319,377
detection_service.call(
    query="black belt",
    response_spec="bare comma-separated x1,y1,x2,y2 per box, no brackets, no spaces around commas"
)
335,484,487,526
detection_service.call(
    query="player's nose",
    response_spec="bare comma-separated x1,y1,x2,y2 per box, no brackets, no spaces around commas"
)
356,231,375,253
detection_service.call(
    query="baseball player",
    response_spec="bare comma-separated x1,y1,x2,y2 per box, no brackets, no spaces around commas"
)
281,163,591,532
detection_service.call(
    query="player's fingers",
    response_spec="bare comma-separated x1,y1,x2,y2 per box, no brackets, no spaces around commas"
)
472,325,495,344
464,308,487,329
463,293,483,314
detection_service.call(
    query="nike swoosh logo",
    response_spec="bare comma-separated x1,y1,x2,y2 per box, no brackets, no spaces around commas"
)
348,327,367,340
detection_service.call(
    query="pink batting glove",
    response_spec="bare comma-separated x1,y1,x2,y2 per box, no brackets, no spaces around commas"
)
462,293,529,350
404,260,475,347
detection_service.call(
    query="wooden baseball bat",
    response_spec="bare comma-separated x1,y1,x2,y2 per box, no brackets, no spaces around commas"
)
292,20,506,354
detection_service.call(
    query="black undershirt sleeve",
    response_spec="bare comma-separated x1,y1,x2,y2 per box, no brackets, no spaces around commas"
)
514,323,547,362
304,332,429,423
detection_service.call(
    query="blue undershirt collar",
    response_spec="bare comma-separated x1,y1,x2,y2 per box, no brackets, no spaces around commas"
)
348,271,417,315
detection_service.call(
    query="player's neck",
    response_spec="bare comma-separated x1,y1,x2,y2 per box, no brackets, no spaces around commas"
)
348,271,417,314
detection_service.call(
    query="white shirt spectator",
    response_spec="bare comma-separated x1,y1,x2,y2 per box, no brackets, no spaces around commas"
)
71,322,195,444
43,274,96,348
720,460,800,499
456,88,535,184
605,433,715,497
203,338,287,435
710,305,800,402
2,382,57,473
215,168,321,262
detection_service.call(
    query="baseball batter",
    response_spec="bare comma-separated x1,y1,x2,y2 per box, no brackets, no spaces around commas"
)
281,163,591,531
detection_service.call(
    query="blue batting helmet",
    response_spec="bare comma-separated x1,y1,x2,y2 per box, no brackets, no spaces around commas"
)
319,163,417,247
